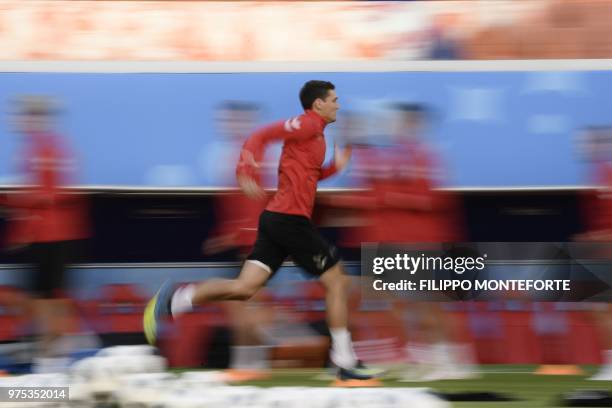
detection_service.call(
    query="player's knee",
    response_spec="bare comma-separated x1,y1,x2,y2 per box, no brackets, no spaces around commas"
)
232,280,259,301
322,265,350,293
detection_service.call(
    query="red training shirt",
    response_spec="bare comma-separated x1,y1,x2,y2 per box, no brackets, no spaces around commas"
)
3,132,89,246
236,110,337,218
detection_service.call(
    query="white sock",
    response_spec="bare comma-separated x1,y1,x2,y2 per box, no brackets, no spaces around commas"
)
330,328,358,369
431,342,451,366
405,342,430,366
170,284,195,316
230,345,270,370
250,345,270,370
230,345,251,369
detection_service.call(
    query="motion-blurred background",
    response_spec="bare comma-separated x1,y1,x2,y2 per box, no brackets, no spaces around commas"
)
1,1,612,406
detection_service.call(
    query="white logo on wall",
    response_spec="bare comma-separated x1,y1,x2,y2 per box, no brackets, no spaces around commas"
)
527,114,569,134
523,72,585,95
145,165,195,187
449,87,504,123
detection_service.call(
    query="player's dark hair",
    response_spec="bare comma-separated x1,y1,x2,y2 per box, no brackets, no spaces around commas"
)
392,102,429,115
218,100,259,112
299,80,335,110
392,102,435,122
581,125,612,144
14,95,59,117
582,125,609,133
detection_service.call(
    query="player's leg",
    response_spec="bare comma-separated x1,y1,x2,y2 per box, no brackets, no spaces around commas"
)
284,218,383,379
184,214,285,304
144,211,284,345
224,244,274,378
318,262,356,367
589,304,612,380
28,240,80,374
144,261,271,345
194,261,270,302
31,242,64,355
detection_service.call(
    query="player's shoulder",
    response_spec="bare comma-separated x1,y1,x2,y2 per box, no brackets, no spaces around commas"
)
283,112,318,133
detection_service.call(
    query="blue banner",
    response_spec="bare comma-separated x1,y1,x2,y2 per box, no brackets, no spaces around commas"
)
0,71,609,188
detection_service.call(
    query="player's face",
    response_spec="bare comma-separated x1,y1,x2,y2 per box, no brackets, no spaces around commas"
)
218,108,257,140
405,112,424,132
13,113,47,134
317,90,339,124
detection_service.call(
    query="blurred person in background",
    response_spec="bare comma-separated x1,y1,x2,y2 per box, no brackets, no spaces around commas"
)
575,125,612,380
145,80,385,381
379,103,475,381
426,13,466,60
322,104,460,256
203,101,267,256
323,103,475,381
363,103,458,244
316,110,373,249
576,126,612,242
203,101,272,381
2,95,91,373
381,103,473,381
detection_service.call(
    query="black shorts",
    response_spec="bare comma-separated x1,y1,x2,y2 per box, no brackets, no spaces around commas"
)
247,210,340,276
27,240,83,299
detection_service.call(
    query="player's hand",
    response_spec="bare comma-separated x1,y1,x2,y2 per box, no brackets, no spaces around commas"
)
575,229,612,242
334,144,352,171
202,234,235,255
237,175,266,200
